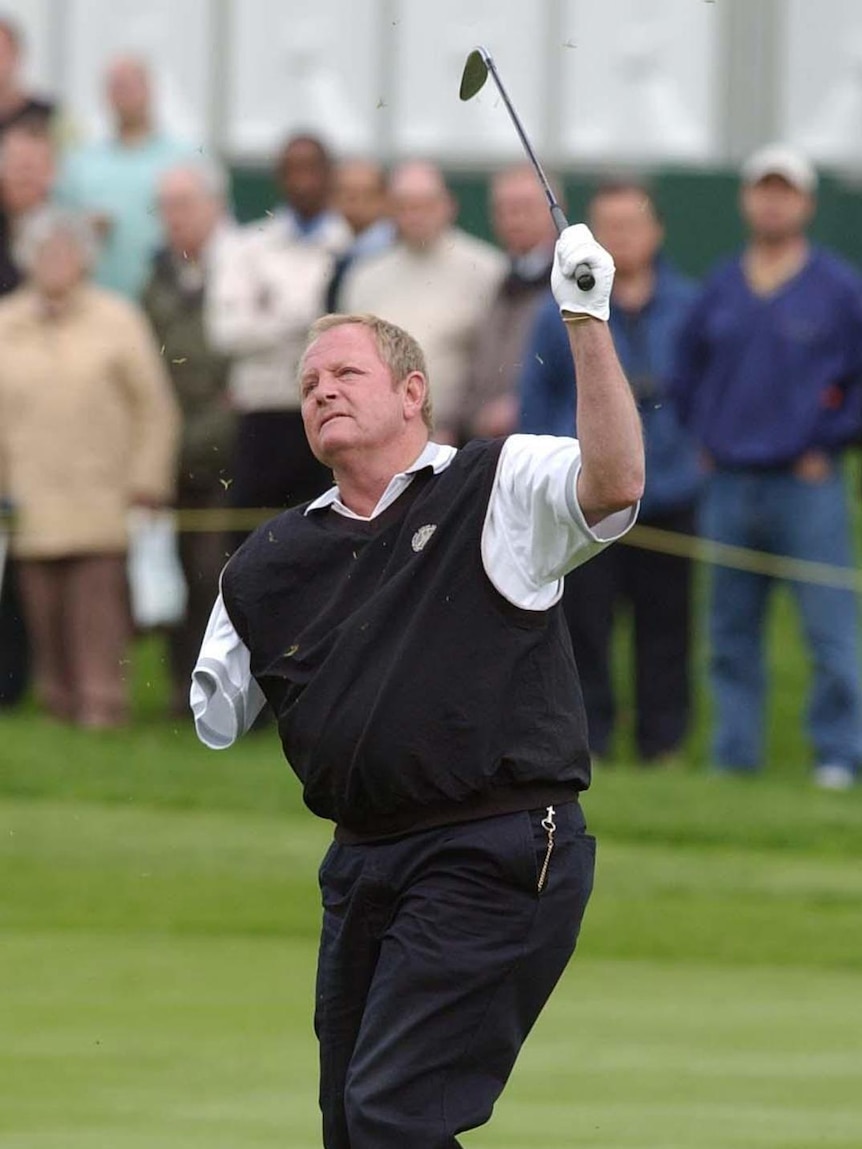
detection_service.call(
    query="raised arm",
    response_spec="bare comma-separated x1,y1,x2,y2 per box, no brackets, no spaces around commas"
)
552,225,644,525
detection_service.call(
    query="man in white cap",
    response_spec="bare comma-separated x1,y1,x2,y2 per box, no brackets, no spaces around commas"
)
672,143,862,789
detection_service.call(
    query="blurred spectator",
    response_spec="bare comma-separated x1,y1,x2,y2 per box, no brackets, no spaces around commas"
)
520,182,701,763
460,163,557,440
0,123,56,708
342,160,505,442
0,207,180,727
0,16,55,137
142,160,236,716
57,55,194,299
672,144,862,789
325,156,394,311
271,132,351,253
206,145,334,519
0,123,55,291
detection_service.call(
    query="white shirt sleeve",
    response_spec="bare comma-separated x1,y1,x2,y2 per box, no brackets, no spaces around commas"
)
481,434,638,611
190,592,266,748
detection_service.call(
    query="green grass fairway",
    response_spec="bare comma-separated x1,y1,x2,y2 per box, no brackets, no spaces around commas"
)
2,772,861,1147
2,633,862,1146
4,932,860,1149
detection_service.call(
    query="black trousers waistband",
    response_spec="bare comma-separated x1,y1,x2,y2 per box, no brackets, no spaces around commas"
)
334,781,582,845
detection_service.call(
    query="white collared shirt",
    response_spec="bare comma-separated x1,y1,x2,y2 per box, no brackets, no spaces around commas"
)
190,435,637,748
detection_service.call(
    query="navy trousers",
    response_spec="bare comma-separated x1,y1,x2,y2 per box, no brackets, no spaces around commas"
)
314,801,596,1148
562,504,695,760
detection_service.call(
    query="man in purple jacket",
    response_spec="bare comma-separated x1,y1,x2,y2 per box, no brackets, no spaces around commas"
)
672,144,862,789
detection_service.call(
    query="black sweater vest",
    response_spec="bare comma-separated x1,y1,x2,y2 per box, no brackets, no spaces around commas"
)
222,438,590,838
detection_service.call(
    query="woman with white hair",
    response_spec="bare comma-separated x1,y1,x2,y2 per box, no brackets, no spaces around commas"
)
0,206,180,726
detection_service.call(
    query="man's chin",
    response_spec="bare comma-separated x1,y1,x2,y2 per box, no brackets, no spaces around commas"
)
313,421,356,464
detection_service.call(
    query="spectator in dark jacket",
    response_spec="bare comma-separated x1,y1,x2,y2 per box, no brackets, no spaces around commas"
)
521,181,700,763
142,160,237,715
325,157,394,312
672,144,862,789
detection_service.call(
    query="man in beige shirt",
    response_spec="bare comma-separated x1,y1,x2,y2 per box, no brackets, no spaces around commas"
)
341,161,506,443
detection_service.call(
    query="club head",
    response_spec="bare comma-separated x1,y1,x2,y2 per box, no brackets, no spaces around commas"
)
459,46,491,101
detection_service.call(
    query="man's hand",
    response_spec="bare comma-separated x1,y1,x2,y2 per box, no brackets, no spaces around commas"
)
551,224,615,322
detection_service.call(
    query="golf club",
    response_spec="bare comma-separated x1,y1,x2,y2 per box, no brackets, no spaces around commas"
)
459,45,595,292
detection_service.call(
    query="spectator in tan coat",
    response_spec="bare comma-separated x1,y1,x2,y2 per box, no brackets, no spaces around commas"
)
0,207,180,727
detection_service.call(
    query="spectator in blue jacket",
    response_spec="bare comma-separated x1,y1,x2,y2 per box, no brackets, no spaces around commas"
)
521,181,700,763
672,143,862,790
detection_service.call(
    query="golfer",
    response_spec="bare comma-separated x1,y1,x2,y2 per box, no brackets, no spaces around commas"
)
192,223,643,1148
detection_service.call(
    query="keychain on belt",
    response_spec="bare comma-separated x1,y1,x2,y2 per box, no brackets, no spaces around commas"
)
537,805,556,893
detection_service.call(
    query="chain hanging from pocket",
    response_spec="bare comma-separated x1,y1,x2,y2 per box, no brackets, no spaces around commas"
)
537,805,556,894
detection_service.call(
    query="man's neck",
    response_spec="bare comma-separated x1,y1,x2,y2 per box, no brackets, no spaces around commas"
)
172,240,206,264
290,206,325,233
511,243,554,279
37,283,84,318
116,118,153,146
612,265,656,312
332,437,430,517
404,231,447,256
744,234,809,295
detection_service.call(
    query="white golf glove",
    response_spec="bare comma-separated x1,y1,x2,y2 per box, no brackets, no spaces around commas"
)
551,223,615,322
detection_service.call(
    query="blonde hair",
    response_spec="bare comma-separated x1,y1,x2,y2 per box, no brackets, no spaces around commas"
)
300,313,434,430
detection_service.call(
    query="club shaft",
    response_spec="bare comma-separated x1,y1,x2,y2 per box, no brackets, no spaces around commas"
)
483,55,561,223
475,49,594,289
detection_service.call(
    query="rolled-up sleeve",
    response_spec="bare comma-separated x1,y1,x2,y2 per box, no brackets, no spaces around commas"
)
190,592,266,748
482,434,638,610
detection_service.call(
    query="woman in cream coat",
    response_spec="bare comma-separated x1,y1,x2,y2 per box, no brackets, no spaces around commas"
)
0,207,179,726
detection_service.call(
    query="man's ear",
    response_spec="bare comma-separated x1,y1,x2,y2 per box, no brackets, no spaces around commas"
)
402,371,427,420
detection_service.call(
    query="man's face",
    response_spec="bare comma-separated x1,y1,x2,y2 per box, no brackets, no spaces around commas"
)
390,177,453,250
31,232,87,297
0,130,55,214
278,140,330,219
741,174,814,242
300,325,423,466
106,61,151,126
157,173,221,257
491,171,554,257
588,189,663,276
334,162,387,236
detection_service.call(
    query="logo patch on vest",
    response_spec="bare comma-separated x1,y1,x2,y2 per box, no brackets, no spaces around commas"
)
411,524,437,552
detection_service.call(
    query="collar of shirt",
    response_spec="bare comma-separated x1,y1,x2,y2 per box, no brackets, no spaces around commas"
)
511,244,555,281
351,217,397,258
25,281,92,324
304,441,457,520
278,206,333,240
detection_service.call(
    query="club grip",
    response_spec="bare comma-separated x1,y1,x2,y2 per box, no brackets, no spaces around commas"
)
549,205,595,292
574,263,595,292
